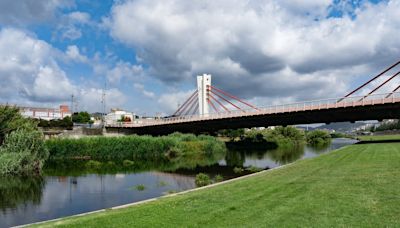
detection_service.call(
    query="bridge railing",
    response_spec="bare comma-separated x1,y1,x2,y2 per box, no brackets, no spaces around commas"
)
106,92,400,128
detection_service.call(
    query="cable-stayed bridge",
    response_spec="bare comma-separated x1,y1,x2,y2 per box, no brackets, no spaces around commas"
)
107,60,400,135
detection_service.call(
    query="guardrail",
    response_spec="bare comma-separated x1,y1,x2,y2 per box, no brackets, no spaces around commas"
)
107,92,400,128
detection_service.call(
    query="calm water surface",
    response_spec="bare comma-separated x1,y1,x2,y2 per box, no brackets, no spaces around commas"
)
0,138,357,227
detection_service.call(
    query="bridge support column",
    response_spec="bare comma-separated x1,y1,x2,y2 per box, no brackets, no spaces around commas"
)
197,74,211,116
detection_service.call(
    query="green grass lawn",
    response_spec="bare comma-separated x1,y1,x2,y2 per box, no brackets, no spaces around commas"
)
357,134,400,141
34,143,400,227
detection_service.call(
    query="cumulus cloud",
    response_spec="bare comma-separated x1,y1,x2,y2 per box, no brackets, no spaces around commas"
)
107,0,400,105
0,28,75,103
133,83,155,98
0,0,73,26
66,45,88,63
106,61,144,85
56,11,92,40
0,28,127,112
79,88,126,112
157,90,196,114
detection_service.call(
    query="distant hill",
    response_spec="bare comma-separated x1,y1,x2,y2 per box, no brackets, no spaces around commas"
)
315,122,370,132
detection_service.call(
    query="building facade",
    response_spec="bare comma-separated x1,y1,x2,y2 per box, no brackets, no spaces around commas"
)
20,105,71,120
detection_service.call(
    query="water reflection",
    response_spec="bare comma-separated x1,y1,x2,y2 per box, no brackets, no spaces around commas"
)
0,176,45,211
268,145,305,165
0,138,357,227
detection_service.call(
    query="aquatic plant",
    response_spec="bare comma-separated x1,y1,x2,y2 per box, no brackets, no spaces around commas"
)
195,173,212,187
233,167,244,174
135,184,146,191
245,166,263,173
46,134,227,163
214,174,224,182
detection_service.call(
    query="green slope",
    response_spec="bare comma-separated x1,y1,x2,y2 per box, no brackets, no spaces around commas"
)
35,143,400,227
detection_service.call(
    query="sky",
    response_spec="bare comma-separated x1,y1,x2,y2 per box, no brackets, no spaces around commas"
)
0,0,399,116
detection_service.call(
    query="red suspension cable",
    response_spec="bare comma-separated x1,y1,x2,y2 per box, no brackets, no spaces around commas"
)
207,98,219,113
362,71,400,100
185,98,198,116
173,90,198,116
210,85,259,111
210,90,243,111
178,91,198,116
341,60,400,100
209,93,230,112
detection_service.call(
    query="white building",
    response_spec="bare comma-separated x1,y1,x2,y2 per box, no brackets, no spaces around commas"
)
20,105,71,120
105,109,135,125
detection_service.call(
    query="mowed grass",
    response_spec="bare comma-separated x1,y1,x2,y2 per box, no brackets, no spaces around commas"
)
34,143,400,227
358,134,400,142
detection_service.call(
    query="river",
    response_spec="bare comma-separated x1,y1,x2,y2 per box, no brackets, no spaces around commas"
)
0,138,357,227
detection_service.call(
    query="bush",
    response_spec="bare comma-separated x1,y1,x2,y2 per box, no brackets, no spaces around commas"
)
38,116,73,129
218,129,245,141
135,184,146,191
45,133,227,162
214,174,224,182
242,126,305,146
306,130,332,145
0,106,37,145
233,167,244,174
72,112,93,124
85,160,102,169
123,160,135,167
0,128,49,175
195,173,212,187
246,166,263,173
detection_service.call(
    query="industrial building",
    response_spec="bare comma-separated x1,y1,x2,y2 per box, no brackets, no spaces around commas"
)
19,105,71,120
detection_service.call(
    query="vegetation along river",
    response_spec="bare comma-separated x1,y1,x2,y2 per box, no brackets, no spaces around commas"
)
0,138,357,227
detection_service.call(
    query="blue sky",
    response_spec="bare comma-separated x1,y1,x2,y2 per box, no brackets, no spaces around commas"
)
0,0,398,116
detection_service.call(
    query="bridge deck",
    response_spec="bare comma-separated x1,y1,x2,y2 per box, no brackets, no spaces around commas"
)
107,93,400,129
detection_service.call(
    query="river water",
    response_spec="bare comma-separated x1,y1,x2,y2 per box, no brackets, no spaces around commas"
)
0,138,357,227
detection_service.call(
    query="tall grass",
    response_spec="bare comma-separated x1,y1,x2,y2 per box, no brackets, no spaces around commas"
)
45,133,226,163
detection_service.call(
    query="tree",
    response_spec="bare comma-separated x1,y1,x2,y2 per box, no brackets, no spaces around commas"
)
0,106,49,175
0,106,36,145
306,130,331,145
72,112,93,124
218,129,245,141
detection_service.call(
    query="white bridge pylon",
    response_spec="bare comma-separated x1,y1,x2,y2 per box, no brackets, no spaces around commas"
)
197,74,211,116
172,74,259,117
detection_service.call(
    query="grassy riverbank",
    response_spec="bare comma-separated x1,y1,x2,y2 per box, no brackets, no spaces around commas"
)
34,142,400,227
357,134,400,142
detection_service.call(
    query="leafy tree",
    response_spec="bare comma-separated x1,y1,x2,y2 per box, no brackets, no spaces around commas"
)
0,106,49,175
306,130,331,145
72,112,93,124
0,106,36,145
0,127,49,175
38,116,73,129
218,129,245,141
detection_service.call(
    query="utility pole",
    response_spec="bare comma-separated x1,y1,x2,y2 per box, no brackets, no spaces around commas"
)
101,81,107,127
71,94,74,115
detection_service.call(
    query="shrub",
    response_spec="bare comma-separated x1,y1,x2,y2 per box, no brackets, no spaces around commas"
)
0,128,49,175
233,167,244,174
122,160,135,167
0,106,38,145
135,184,146,191
85,160,102,169
195,173,212,187
45,133,226,162
214,174,224,182
246,166,263,173
306,130,332,145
